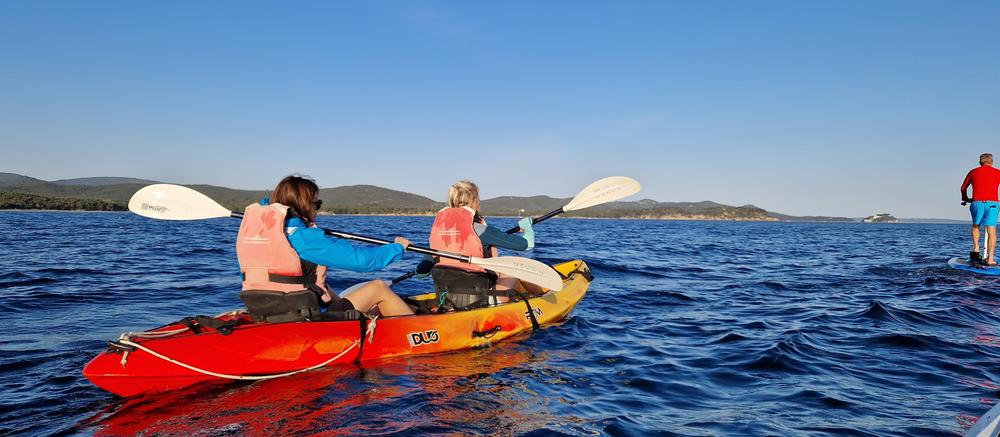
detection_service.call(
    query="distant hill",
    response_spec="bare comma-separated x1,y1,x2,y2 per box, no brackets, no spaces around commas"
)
0,172,912,221
0,191,126,211
482,196,566,215
50,177,161,186
184,185,269,211
0,173,257,210
574,201,776,221
767,212,856,222
0,172,45,187
320,185,441,214
0,175,439,214
482,197,778,220
0,180,151,203
901,218,966,224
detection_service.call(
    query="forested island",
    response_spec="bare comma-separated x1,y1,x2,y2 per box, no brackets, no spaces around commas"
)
0,172,853,221
0,191,126,211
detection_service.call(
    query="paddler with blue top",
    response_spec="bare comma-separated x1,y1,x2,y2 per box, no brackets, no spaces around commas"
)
236,175,414,321
961,153,1000,266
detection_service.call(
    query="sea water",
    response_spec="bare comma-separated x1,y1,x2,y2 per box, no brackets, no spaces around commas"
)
0,211,996,436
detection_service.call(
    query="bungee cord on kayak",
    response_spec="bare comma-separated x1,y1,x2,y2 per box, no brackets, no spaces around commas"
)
113,317,380,381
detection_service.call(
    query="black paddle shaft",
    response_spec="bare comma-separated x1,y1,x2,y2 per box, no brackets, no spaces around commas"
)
504,207,564,234
321,229,469,262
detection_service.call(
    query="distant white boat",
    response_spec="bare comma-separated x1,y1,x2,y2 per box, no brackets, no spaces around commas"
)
863,213,898,223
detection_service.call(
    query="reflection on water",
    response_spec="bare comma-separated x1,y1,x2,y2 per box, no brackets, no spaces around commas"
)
85,340,552,436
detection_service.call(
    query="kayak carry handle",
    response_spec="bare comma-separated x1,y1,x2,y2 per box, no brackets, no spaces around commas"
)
472,325,502,339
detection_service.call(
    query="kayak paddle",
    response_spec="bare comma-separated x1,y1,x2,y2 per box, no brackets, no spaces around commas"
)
128,184,564,291
390,176,642,284
503,176,642,233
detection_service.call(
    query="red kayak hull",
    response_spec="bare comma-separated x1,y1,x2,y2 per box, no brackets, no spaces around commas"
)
83,260,591,397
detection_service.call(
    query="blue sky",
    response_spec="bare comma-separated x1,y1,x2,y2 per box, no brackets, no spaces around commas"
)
1,1,998,218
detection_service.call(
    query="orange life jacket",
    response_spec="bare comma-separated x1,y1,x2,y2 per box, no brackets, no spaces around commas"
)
236,203,329,295
428,206,496,273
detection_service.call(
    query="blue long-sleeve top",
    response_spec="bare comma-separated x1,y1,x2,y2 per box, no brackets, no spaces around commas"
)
285,216,405,272
258,197,404,271
474,222,530,251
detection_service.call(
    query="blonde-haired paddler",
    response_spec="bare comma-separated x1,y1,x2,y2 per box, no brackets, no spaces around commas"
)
416,180,538,311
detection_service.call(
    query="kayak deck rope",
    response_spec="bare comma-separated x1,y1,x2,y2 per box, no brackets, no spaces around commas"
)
115,316,379,382
121,309,247,340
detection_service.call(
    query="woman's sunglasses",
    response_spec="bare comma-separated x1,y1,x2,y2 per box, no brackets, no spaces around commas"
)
313,199,323,209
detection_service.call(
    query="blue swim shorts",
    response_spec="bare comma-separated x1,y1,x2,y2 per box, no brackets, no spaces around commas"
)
971,201,1000,226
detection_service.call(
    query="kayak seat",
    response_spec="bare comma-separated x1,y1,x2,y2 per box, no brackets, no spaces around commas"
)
240,290,361,323
431,267,512,311
402,296,437,314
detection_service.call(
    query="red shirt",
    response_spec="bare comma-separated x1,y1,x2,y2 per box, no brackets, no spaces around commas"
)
962,165,1000,201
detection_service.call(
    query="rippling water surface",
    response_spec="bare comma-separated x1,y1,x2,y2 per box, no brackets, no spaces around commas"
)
2,211,999,436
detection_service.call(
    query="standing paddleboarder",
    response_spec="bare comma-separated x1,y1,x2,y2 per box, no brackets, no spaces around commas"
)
961,153,1000,266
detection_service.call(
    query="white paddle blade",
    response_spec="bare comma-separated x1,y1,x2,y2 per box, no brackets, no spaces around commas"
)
563,176,642,212
470,256,564,291
128,184,233,220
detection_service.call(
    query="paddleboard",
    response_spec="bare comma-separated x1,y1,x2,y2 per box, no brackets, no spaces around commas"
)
948,257,1000,275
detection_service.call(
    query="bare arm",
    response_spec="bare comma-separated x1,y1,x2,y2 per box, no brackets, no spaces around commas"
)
962,171,973,202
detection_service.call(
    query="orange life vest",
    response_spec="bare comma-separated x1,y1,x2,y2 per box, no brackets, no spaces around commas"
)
428,206,496,273
236,203,329,295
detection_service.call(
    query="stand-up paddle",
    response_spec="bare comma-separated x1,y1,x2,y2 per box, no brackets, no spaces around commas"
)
388,176,642,285
128,184,564,291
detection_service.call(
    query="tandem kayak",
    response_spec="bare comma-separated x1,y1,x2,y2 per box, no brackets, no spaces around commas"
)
83,260,592,397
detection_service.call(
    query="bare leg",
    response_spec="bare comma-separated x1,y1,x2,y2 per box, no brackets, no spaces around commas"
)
493,275,518,303
344,280,414,317
973,225,981,254
520,281,546,295
989,226,997,265
494,274,548,303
